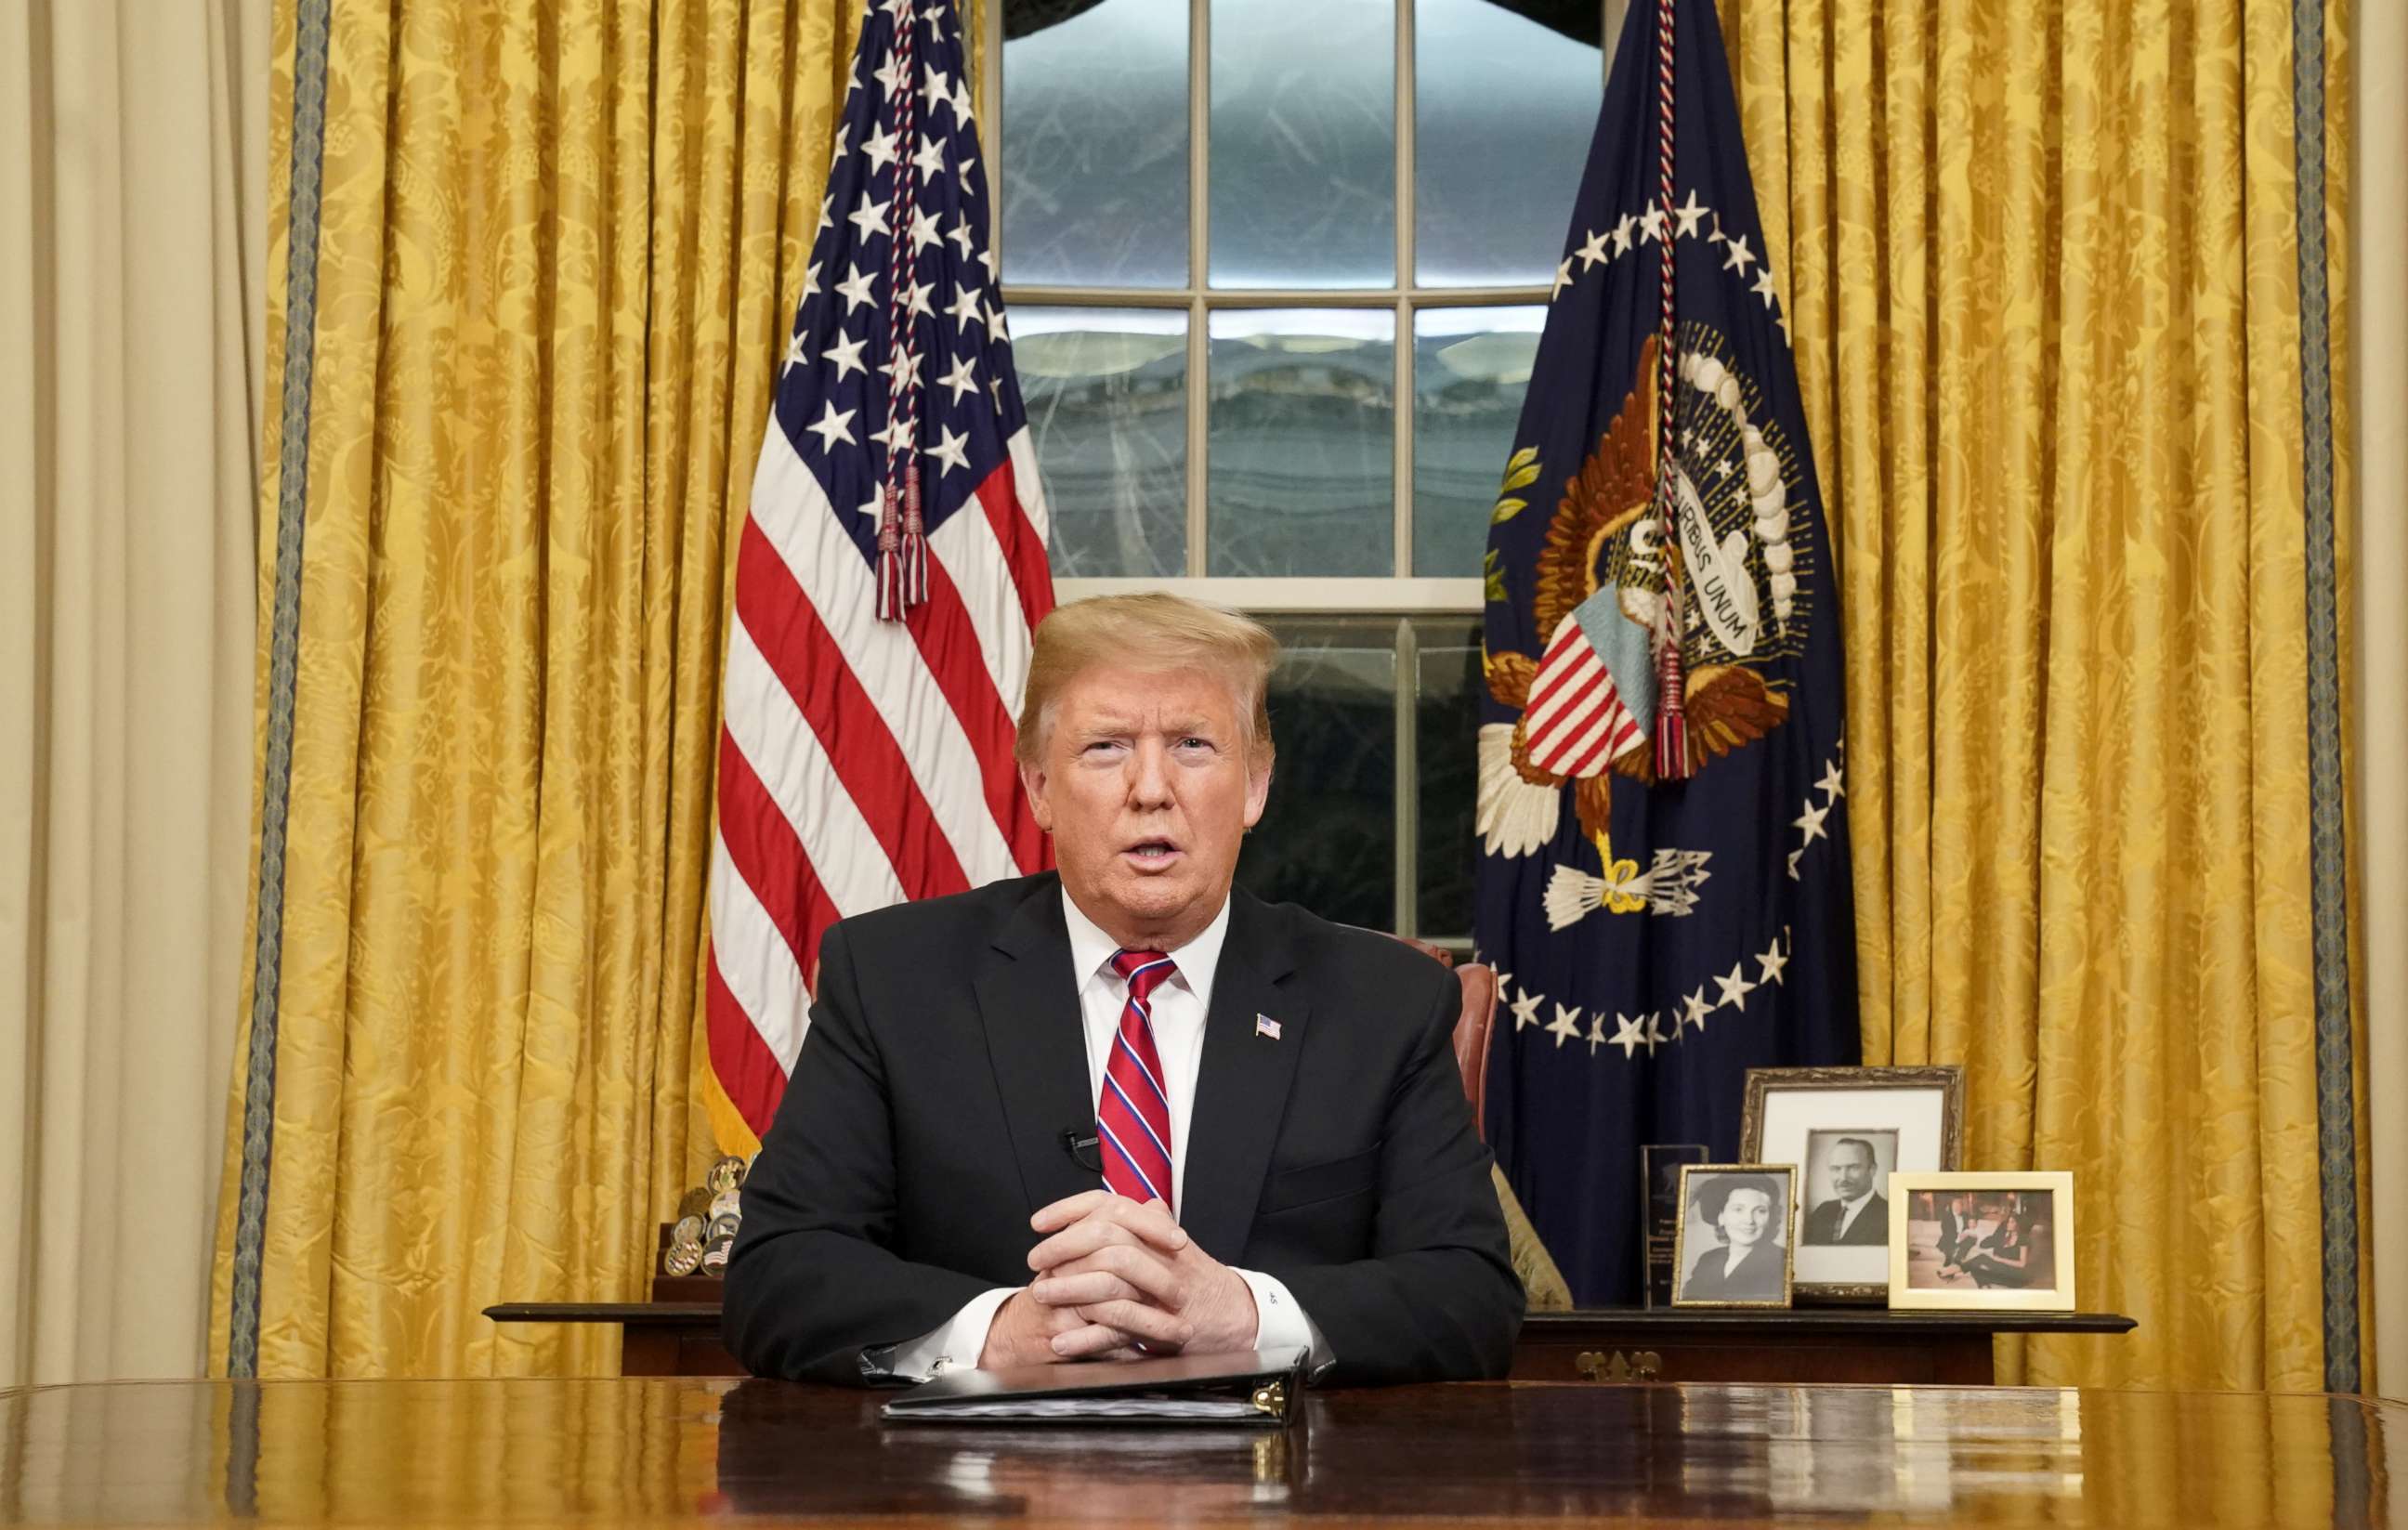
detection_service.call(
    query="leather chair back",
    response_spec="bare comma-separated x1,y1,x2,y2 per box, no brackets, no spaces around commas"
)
1380,934,1498,1136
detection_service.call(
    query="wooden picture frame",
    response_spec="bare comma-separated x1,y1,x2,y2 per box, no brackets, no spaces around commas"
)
1669,1164,1797,1309
1738,1066,1965,1302
1886,1171,2075,1313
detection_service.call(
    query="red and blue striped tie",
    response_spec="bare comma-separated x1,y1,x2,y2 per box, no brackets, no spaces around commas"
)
1098,949,1177,1214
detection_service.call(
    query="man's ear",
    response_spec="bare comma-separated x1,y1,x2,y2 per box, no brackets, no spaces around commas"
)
1242,760,1271,830
1018,758,1054,831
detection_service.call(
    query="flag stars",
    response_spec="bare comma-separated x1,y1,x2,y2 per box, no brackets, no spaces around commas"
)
873,53,910,98
908,206,943,255
1606,1011,1648,1059
1546,1002,1584,1049
936,351,980,404
1673,190,1708,238
1612,212,1636,255
946,282,985,331
985,298,1010,342
871,413,913,455
1639,205,1669,242
952,76,976,124
783,331,809,373
1759,933,1791,987
1510,987,1543,1032
823,328,869,381
1793,797,1831,847
799,259,822,306
906,279,935,320
835,261,878,314
1682,987,1714,1032
921,67,955,117
884,346,923,393
863,124,900,172
1646,1012,1673,1050
914,134,949,182
847,191,892,242
1752,266,1780,307
928,424,971,477
1576,228,1612,269
1721,232,1758,275
1816,759,1846,801
945,217,976,261
1551,256,1575,301
1714,962,1759,1012
804,400,857,453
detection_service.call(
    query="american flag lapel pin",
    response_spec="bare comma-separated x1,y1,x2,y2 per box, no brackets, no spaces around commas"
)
1254,1013,1282,1041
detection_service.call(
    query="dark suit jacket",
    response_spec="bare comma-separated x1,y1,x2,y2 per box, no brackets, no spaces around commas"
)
723,872,1524,1387
1682,1240,1785,1301
1802,1193,1889,1246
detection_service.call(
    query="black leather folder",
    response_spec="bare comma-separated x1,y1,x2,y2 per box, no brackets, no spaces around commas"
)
880,1347,1307,1425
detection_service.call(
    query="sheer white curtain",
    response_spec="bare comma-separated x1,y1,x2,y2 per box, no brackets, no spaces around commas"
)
0,0,268,1385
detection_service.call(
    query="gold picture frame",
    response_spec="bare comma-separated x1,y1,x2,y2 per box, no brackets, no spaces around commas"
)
1669,1164,1797,1309
1738,1065,1965,1302
1886,1171,2075,1312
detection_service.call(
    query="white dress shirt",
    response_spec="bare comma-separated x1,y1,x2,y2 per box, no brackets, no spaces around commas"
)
884,890,1325,1379
1835,1191,1876,1239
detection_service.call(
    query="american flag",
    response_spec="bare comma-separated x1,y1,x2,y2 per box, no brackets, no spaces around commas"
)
705,0,1054,1149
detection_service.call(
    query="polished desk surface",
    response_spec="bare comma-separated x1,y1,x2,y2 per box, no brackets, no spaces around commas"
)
2,1376,2398,1527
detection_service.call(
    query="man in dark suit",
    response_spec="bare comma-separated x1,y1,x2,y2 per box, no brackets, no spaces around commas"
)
724,594,1522,1387
1800,1136,1888,1246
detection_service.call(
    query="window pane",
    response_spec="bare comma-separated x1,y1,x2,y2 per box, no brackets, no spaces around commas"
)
1207,309,1395,576
1015,307,1189,577
1239,619,1397,930
1414,0,1602,286
1208,0,1395,288
1414,618,1484,942
1001,0,1188,287
1412,307,1543,578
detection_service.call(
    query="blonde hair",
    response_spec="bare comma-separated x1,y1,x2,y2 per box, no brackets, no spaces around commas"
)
1015,594,1279,767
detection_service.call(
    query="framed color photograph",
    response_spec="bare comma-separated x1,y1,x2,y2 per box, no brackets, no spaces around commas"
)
1669,1164,1797,1309
1739,1066,1965,1301
1887,1171,2075,1312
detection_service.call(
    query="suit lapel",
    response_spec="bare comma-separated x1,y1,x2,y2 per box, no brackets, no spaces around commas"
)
1179,891,1308,1262
973,877,1098,1216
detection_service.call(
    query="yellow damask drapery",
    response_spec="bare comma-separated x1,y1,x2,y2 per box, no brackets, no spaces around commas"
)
206,0,873,1377
1718,0,2361,1390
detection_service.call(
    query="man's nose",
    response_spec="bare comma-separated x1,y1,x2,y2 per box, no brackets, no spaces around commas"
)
1126,739,1174,805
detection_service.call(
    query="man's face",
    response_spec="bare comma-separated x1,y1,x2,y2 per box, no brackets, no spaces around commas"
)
1020,664,1270,951
1827,1144,1875,1200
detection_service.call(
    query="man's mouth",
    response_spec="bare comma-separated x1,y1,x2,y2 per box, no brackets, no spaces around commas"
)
1121,838,1181,869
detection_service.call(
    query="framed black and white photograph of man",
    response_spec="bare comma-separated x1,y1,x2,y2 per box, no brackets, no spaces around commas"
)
1740,1066,1964,1301
1669,1164,1797,1309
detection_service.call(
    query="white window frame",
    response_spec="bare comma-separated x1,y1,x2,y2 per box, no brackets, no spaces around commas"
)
980,0,1628,935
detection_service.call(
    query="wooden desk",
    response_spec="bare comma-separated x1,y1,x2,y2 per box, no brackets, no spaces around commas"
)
0,1376,2394,1526
484,1299,2135,1385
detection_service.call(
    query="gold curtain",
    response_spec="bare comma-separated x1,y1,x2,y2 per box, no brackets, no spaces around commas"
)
207,0,864,1377
1718,0,2358,1389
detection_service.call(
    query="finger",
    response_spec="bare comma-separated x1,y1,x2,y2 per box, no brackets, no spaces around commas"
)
1043,1243,1184,1305
1027,1269,1145,1308
1027,1213,1149,1273
1049,1322,1143,1360
1071,1299,1193,1348
1029,1189,1124,1233
1101,1197,1192,1254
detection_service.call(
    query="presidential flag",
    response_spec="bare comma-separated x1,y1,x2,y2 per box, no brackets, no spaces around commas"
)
1475,0,1857,1302
704,0,1055,1154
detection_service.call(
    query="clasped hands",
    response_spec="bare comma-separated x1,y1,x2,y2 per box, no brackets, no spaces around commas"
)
977,1190,1257,1368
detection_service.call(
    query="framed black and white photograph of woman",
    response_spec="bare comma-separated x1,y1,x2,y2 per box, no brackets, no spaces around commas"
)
1887,1171,2076,1312
1669,1164,1798,1309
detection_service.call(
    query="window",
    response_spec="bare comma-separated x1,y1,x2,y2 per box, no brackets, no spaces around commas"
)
989,0,1618,944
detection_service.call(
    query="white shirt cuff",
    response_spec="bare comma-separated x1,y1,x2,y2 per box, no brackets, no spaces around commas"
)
1234,1267,1333,1376
883,1287,1018,1381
